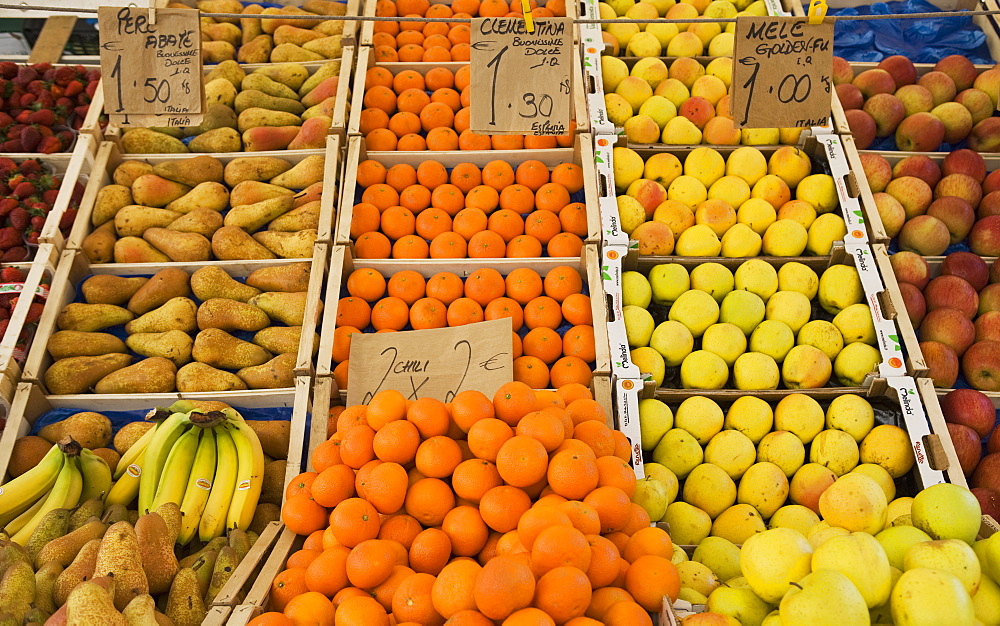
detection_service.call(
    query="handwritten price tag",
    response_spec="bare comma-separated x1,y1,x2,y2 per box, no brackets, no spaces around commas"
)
98,6,204,126
346,319,513,406
730,16,833,129
470,17,572,136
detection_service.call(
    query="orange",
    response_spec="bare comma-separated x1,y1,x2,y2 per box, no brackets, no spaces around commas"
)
452,459,503,503
464,268,505,307
459,129,492,151
372,31,396,48
330,326,359,365
603,601,653,626
585,534,622,588
446,297,484,326
423,46,453,62
535,183,571,212
492,135,525,150
392,572,443,625
358,160,388,187
399,184,432,213
388,111,422,139
355,231,392,259
623,526,674,563
366,66,394,88
336,595,389,626
362,462,408,515
524,210,561,245
372,45,400,63
310,463,356,508
398,43,425,62
487,209,525,243
400,133,428,151
547,449,599,500
482,160,515,190
345,539,398,589
362,183,401,211
372,564,414,612
562,325,596,364
347,268,387,303
397,88,432,115
287,548,322,570
429,231,468,258
451,42,471,61
432,559,482,619
550,356,592,388
473,555,536,621
427,127,460,151
283,591,335,626
407,397,451,437
522,327,562,365
479,0,510,15
495,435,548,487
573,421,616,458
380,206,416,240
479,485,531,533
432,87,462,113
533,566,592,624
415,436,463,478
612,431,633,464
515,160,550,191
387,270,426,306
499,184,536,214
547,232,584,257
505,268,544,306
248,613,293,626
450,389,495,432
516,506,572,551
506,235,543,258
441,505,490,556
270,567,308,612
311,436,344,472
586,587,634,620
453,208,489,240
372,419,421,465
350,203,381,240
625,555,681,610
455,64,472,90
595,455,636,498
544,266,583,302
392,234,430,259
415,207,453,240
393,69,426,93
397,0,430,13
430,183,465,215
409,527,452,575
364,85,398,115
303,546,350,597
417,161,449,189
466,185,500,212
467,230,506,258
504,608,556,626
582,486,631,534
492,381,537,426
339,422,376,468
425,67,455,91
558,203,589,238
409,296,448,330
405,477,455,527
426,271,464,305
551,163,584,193
484,296,524,332
377,514,422,549
467,417,514,462
565,399,607,427
515,411,566,452
523,296,562,330
524,135,558,149
513,355,550,389
330,497,381,548
530,525,591,576
451,162,483,193
282,493,327,536
561,294,593,326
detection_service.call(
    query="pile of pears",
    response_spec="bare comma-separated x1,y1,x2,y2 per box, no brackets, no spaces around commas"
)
43,261,321,394
0,502,265,625
194,0,347,64
120,60,346,155
81,153,325,264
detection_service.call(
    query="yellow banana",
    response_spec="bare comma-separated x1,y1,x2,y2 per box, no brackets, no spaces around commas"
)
224,418,265,533
138,412,194,514
114,422,158,479
178,427,217,545
199,425,237,542
79,449,112,502
12,456,82,545
3,494,47,536
105,448,146,507
151,425,201,512
0,444,65,524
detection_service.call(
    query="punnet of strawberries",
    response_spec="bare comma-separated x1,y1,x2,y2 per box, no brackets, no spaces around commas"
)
0,62,102,153
0,157,85,261
0,264,48,373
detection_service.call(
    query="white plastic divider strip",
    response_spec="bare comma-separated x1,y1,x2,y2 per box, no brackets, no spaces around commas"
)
600,243,642,379
819,134,868,245
613,376,644,478
887,376,946,488
846,244,908,379
592,135,630,248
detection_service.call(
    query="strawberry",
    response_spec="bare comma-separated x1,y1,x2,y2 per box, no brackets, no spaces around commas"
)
7,207,28,229
0,199,16,216
0,113,12,127
0,293,14,308
30,62,52,74
29,215,45,229
16,160,39,175
24,301,43,323
65,80,83,97
11,182,34,199
0,62,16,79
72,105,89,120
59,208,76,231
0,267,24,282
26,109,54,126
25,231,38,244
37,136,62,154
54,65,76,86
0,320,10,337
19,127,40,153
1,139,22,153
18,93,34,108
0,309,9,321
0,246,27,261
85,81,99,99
13,66,37,87
41,189,58,204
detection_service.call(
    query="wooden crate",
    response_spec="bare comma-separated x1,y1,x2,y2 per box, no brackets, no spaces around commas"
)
102,48,355,146
19,246,327,397
170,0,362,46
348,46,590,136
334,132,602,245
871,244,928,377
315,241,613,391
780,0,1000,64
0,244,59,422
856,149,1000,259
62,137,340,257
602,243,918,395
607,133,870,249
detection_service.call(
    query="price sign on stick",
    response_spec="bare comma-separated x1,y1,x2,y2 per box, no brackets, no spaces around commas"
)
98,6,204,127
730,16,834,129
470,18,572,135
346,319,513,406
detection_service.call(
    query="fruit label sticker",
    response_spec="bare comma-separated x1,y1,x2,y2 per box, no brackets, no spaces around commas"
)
470,18,572,135
97,6,205,127
346,318,514,406
730,16,833,129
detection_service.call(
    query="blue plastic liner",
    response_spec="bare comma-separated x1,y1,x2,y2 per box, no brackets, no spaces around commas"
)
816,0,995,64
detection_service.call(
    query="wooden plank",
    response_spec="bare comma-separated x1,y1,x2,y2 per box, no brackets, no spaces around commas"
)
235,525,302,617
26,16,77,64
916,377,968,488
282,376,313,499
316,134,345,243
294,243,330,377
210,521,283,607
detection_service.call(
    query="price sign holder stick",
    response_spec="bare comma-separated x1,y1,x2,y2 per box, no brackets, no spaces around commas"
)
808,0,827,24
520,0,535,33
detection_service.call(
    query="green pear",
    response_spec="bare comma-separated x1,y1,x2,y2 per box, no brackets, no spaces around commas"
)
127,267,191,315
245,261,310,291
165,568,206,626
113,161,154,187
153,155,224,187
93,357,177,394
237,353,297,389
142,228,212,262
204,59,246,88
120,129,189,154
224,195,294,232
254,326,314,355
192,328,272,369
81,275,147,305
224,156,292,186
126,331,194,367
165,182,230,214
125,297,198,334
253,229,317,258
270,155,324,189
167,208,224,238
188,127,242,153
190,265,261,302
249,291,309,325
268,201,319,231
204,78,237,110
56,303,134,332
211,226,277,260
44,354,132,395
234,91,305,115
176,362,248,392
196,298,270,332
112,237,170,264
91,185,133,227
241,73,298,99
253,62,309,90
65,580,127,625
891,568,974,625
114,205,183,236
741,528,814,603
93,521,148,610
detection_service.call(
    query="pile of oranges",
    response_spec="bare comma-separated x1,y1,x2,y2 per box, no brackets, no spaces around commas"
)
359,64,576,151
332,264,597,390
350,158,589,259
370,0,569,63
263,382,680,626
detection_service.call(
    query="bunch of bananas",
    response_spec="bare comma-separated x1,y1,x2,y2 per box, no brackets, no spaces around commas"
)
105,401,265,544
0,438,111,545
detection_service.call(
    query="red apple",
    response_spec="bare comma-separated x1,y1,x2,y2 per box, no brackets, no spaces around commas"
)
836,83,864,110
892,155,942,188
890,250,931,289
940,387,997,438
942,148,987,183
979,283,1000,316
934,54,978,92
832,56,855,85
921,307,975,356
940,251,989,291
920,340,960,387
972,487,1000,519
895,112,946,152
989,426,1000,454
991,258,1000,285
924,275,979,320
985,169,1000,195
947,422,982,475
962,340,1000,391
979,191,1000,219
845,109,877,150
972,452,1000,491
935,174,984,209
976,310,1000,343
859,153,893,193
970,215,1000,257
927,197,975,245
898,281,927,328
879,55,918,87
